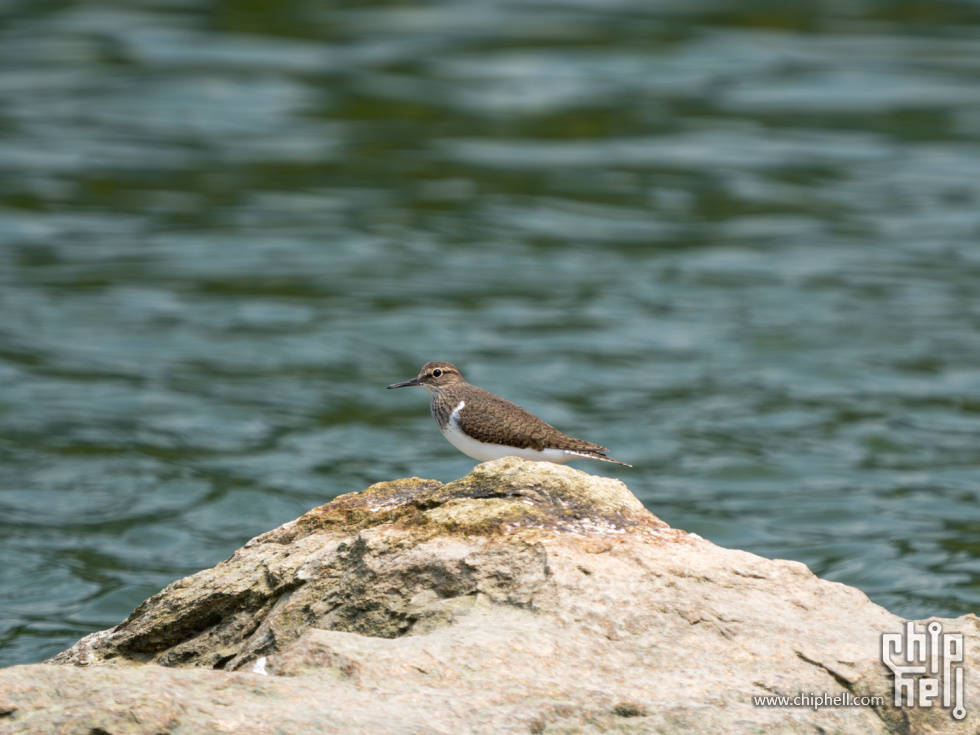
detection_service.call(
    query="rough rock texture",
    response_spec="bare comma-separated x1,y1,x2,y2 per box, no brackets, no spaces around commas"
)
1,458,977,734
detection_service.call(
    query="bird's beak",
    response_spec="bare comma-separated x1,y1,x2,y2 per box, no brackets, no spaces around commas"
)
387,377,421,389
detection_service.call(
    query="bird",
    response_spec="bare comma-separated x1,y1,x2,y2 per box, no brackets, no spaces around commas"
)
387,361,630,467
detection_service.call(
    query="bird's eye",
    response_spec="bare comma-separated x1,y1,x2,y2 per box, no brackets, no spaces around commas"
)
432,368,443,377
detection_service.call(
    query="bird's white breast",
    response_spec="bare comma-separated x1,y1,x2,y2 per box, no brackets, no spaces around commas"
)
440,400,574,464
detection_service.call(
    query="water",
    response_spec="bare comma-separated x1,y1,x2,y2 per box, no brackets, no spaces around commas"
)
2,0,980,666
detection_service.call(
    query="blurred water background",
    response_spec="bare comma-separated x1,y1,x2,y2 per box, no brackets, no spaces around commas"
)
2,0,980,666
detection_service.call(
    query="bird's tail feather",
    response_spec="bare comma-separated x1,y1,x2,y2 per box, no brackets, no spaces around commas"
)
564,450,631,467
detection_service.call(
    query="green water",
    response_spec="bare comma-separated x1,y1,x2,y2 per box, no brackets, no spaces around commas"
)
3,0,980,666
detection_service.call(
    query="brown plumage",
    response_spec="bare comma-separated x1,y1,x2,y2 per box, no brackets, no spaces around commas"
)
387,361,631,467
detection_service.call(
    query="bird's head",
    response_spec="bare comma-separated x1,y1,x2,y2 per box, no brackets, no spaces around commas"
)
387,361,465,395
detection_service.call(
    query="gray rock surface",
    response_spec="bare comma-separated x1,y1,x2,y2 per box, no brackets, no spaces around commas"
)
1,458,977,734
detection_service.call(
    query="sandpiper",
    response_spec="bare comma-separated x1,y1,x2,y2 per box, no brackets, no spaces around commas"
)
387,361,630,467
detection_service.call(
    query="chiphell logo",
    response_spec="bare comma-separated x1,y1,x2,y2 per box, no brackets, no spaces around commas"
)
881,621,965,721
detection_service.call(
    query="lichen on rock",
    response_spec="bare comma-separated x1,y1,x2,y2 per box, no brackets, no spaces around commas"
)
49,458,669,670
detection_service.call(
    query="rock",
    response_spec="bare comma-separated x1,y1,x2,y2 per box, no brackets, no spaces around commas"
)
0,457,977,734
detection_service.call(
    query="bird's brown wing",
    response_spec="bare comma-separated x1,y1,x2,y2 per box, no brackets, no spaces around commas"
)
455,388,609,453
